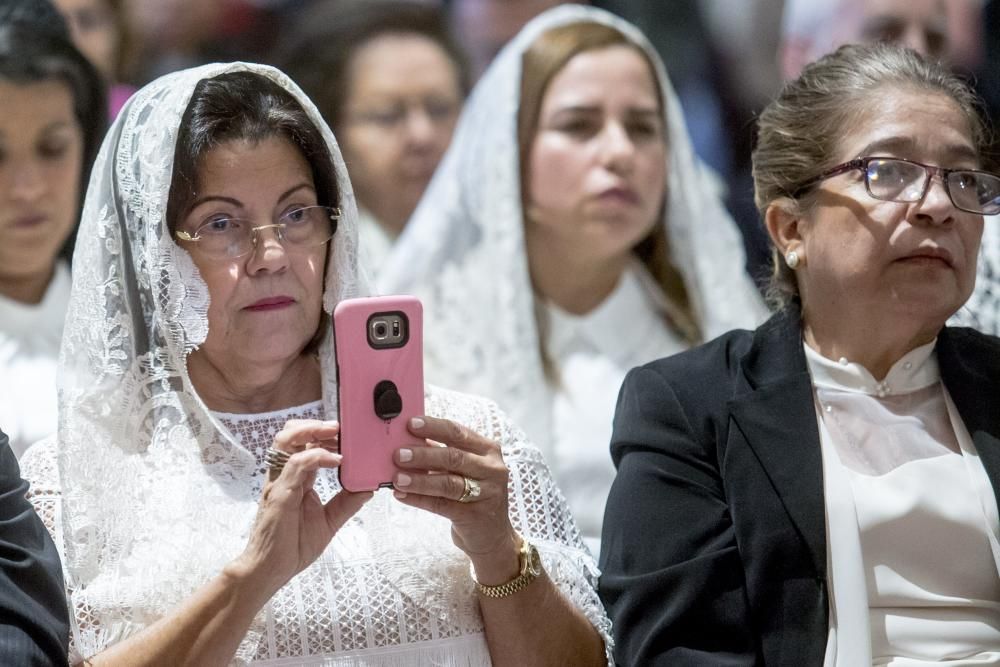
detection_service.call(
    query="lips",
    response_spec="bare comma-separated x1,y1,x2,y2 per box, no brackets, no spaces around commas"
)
897,246,954,268
595,186,641,206
9,214,47,229
244,296,296,311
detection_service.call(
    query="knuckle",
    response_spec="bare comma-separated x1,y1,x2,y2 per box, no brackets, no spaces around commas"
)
448,420,467,443
446,447,465,470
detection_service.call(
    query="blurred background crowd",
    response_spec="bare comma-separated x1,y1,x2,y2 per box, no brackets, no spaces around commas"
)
32,0,1000,284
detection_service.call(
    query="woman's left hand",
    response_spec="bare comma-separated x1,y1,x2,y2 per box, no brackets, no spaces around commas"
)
392,416,519,574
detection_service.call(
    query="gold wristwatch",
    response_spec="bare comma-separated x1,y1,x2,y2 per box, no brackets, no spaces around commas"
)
473,535,543,598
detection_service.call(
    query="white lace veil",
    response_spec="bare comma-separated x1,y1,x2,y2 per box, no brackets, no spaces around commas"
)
379,5,768,448
56,62,369,650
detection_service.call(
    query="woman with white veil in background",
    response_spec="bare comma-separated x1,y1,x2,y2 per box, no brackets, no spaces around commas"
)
380,5,768,555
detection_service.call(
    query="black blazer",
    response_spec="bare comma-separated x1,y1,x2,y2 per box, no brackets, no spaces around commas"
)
598,307,1000,666
0,430,69,665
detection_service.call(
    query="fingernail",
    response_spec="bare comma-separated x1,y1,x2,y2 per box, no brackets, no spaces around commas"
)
410,417,425,429
394,490,407,499
396,473,411,487
398,448,413,462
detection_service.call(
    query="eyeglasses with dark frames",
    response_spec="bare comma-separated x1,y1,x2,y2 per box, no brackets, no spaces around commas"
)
175,205,341,259
791,156,1000,216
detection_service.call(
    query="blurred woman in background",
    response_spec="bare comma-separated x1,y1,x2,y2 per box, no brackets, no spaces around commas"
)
381,5,768,555
0,13,105,457
52,0,135,118
277,0,467,274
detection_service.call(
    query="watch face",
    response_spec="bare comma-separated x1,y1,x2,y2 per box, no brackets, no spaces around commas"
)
527,544,543,577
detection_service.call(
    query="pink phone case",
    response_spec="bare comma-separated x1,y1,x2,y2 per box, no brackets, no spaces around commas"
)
333,295,425,492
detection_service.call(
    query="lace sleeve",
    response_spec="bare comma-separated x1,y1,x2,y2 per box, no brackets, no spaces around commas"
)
20,438,60,551
20,439,83,664
425,387,614,665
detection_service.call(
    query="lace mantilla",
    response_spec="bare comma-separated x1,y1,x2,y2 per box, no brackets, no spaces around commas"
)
379,5,769,456
23,389,612,665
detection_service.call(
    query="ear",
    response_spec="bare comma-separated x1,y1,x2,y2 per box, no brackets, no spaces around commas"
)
764,197,804,255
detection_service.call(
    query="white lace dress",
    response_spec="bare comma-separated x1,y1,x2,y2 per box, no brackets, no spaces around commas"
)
21,387,613,666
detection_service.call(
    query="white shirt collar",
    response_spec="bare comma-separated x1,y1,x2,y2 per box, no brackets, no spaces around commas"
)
544,261,671,365
0,261,71,341
803,338,939,397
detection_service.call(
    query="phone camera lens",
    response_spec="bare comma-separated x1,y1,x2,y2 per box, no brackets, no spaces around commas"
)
373,322,389,339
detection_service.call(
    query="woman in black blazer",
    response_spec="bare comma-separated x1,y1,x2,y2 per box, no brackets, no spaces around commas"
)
599,42,1000,666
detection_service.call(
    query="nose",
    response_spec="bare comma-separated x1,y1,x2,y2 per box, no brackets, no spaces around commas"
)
901,23,930,56
404,107,438,147
9,159,47,202
913,173,955,226
245,225,290,274
600,122,636,173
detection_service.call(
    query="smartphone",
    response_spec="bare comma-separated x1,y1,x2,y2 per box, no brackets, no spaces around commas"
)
333,295,425,492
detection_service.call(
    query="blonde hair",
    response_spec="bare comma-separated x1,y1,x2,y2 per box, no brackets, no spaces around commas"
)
752,42,987,308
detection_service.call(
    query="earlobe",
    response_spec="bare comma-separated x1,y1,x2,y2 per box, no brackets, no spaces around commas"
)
765,197,805,265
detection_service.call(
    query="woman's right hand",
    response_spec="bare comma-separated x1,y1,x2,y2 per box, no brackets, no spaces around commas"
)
229,419,372,594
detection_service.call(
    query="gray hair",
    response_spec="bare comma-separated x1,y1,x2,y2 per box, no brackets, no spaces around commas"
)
752,42,987,308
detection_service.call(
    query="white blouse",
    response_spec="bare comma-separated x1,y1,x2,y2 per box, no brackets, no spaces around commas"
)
22,389,613,666
0,262,71,458
806,342,1000,665
544,263,687,556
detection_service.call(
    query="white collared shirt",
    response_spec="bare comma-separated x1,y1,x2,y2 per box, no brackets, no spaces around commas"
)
0,263,71,458
544,262,687,556
806,342,1000,665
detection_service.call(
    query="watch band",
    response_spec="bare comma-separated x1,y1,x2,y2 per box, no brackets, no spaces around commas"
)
475,569,536,598
473,536,542,599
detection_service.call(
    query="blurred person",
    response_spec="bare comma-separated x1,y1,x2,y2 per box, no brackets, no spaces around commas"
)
278,0,466,273
19,62,611,665
780,0,951,80
448,0,577,79
0,19,106,458
122,0,226,81
0,427,70,663
601,42,1000,665
51,0,136,117
381,5,768,555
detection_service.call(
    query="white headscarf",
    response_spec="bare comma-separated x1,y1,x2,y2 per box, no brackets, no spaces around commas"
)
379,5,768,450
55,62,368,650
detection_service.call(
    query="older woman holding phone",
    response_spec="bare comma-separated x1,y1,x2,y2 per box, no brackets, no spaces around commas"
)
600,43,1000,665
20,62,610,665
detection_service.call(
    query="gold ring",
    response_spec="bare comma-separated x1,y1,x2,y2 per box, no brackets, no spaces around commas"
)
266,447,291,481
458,476,481,503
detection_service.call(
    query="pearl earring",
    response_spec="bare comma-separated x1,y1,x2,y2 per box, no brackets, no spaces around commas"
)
785,250,800,269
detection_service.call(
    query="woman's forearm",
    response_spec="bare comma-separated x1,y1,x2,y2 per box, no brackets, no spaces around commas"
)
479,572,606,667
80,561,277,667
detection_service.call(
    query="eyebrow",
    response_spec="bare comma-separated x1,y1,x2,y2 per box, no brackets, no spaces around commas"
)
187,182,315,212
547,105,662,125
41,121,76,133
859,136,978,163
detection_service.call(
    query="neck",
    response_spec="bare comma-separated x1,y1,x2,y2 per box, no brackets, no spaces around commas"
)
188,351,322,414
527,237,628,315
364,203,407,240
0,265,56,305
801,301,942,380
